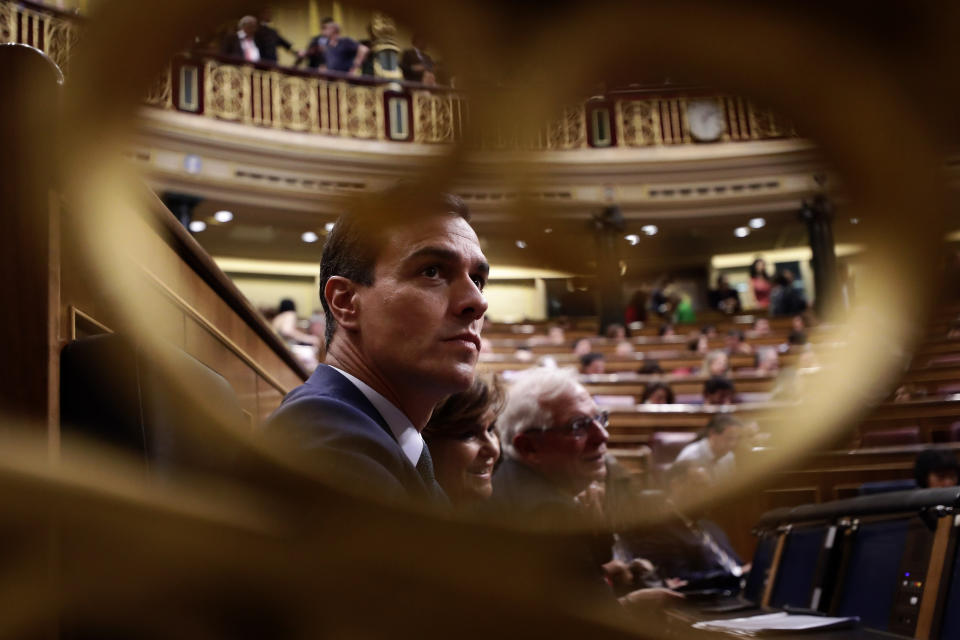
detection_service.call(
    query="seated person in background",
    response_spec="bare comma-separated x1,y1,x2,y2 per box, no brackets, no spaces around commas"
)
675,414,742,480
749,317,771,337
914,449,960,489
687,333,709,356
641,382,675,404
702,376,736,406
754,346,779,376
894,383,928,402
622,460,747,591
265,190,488,504
724,330,753,356
493,368,681,609
638,361,663,375
272,298,321,347
785,329,808,351
791,314,806,332
580,352,606,375
707,275,742,315
423,375,504,507
606,324,627,340
701,325,718,339
701,350,730,377
514,345,535,362
572,337,593,357
529,324,566,346
615,340,635,356
658,324,675,339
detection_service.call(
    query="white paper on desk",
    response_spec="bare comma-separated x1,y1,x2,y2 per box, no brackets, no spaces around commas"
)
692,612,859,635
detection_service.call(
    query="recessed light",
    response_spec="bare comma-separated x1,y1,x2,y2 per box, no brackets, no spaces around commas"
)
734,226,750,238
515,240,527,249
302,231,319,243
850,218,860,225
213,210,234,223
624,234,640,245
544,228,553,234
188,220,206,232
641,224,658,236
324,222,335,232
748,217,766,229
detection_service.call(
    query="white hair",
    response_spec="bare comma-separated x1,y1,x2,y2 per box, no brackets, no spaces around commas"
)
497,367,583,459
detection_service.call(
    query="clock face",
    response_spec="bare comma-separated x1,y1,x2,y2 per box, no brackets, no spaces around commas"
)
686,99,726,142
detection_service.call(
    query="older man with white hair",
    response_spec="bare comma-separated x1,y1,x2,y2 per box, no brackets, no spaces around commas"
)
493,367,610,512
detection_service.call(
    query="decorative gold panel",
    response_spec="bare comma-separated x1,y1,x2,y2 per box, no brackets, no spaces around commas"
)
341,84,383,139
144,66,173,109
204,60,249,122
44,14,77,71
617,99,663,146
276,74,320,132
0,1,15,44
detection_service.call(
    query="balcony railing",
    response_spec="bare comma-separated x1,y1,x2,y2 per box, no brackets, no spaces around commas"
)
3,0,796,150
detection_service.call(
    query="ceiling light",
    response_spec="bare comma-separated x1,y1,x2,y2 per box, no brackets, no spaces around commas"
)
213,210,234,223
748,217,766,229
544,228,553,234
624,234,640,245
188,220,206,232
734,226,750,238
324,222,335,232
302,231,319,243
515,240,527,249
849,217,860,225
641,224,658,236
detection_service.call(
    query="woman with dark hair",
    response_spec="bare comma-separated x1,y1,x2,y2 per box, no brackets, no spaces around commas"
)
749,258,772,309
423,375,504,506
271,298,320,347
641,382,674,405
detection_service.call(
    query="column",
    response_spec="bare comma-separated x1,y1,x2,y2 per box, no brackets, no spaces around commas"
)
161,192,202,230
593,206,626,335
800,194,839,318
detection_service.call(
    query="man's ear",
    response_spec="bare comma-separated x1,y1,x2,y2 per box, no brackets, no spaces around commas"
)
513,432,538,460
325,276,361,332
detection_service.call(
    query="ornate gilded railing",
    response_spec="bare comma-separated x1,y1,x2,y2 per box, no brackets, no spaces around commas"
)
2,0,795,149
0,0,80,71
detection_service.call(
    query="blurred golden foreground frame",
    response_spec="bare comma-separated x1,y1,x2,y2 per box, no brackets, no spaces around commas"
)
0,0,951,637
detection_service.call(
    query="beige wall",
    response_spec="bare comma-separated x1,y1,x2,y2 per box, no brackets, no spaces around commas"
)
216,257,573,322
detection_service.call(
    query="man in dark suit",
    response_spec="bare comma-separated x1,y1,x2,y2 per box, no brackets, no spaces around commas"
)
621,460,747,592
266,189,489,505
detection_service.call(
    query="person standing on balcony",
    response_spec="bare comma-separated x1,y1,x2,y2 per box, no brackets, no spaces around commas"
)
254,9,300,65
400,36,437,85
301,16,334,70
221,16,261,62
319,21,369,75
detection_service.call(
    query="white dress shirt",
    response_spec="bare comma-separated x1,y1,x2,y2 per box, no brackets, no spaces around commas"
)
238,29,260,62
328,366,423,467
675,438,735,479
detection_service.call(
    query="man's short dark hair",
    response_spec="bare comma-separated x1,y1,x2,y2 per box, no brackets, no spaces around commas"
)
788,330,808,346
727,329,745,341
705,413,741,435
579,352,605,370
913,449,960,488
319,187,470,345
703,376,735,397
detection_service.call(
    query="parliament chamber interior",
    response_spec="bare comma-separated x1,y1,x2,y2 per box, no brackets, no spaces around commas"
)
4,0,960,638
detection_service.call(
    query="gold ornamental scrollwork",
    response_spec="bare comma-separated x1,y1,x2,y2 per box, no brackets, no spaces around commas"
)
143,66,173,110
0,1,15,44
276,74,320,132
44,15,77,72
617,99,663,146
204,59,249,123
340,83,381,139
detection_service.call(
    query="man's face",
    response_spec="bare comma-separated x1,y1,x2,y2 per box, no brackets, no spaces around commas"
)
928,470,959,489
354,215,488,396
708,426,740,457
704,389,734,406
517,384,609,494
323,22,337,38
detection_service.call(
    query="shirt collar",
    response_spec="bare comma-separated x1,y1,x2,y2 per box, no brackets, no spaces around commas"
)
328,366,423,467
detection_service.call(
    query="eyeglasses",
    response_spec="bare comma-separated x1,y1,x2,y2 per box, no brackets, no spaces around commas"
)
536,411,609,438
